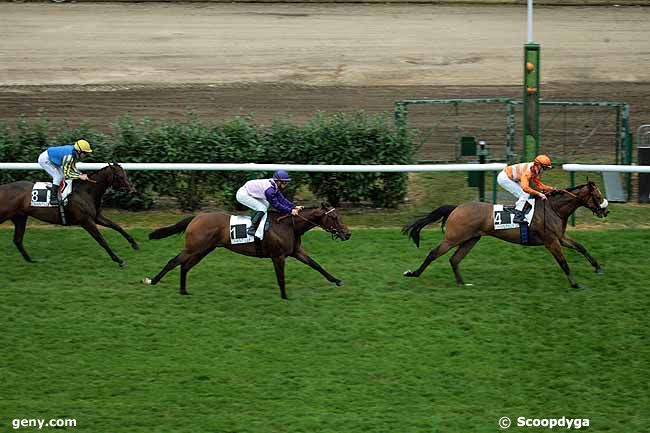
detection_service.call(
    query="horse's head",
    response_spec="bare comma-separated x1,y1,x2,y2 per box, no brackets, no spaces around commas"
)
576,181,609,218
318,202,351,241
100,162,137,193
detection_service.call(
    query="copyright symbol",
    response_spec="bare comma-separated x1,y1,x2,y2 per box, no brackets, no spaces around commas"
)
499,417,511,429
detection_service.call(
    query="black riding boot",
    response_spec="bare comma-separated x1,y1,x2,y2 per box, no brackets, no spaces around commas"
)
50,184,60,206
513,201,532,223
247,211,265,236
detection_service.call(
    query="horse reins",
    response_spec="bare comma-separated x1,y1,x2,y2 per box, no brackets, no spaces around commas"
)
283,208,339,236
546,188,599,220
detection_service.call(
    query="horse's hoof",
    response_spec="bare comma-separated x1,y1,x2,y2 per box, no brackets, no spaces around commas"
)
403,270,416,277
335,280,344,287
571,283,584,290
132,243,140,251
119,261,127,268
595,268,604,275
180,291,191,296
142,277,152,285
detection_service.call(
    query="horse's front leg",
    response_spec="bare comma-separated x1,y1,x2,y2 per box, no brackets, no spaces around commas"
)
96,213,139,250
12,214,33,262
81,220,125,267
545,239,580,288
560,236,603,274
271,256,288,300
292,247,343,286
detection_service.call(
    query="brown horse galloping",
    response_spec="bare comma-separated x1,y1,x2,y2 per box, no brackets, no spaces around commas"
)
403,182,609,288
0,163,138,266
145,203,351,299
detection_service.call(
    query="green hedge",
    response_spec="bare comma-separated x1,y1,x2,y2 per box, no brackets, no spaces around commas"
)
0,112,414,210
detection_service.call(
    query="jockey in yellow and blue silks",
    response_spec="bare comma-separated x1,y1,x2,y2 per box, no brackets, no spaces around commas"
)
37,139,93,205
235,170,304,239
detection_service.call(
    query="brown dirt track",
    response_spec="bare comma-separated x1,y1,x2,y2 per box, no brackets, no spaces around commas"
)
1,3,649,154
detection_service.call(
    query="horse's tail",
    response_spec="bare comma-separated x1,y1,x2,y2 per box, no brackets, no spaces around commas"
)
402,205,457,248
149,216,195,240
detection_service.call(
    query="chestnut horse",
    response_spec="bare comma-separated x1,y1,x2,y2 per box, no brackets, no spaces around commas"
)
403,182,609,288
0,163,138,266
146,203,351,299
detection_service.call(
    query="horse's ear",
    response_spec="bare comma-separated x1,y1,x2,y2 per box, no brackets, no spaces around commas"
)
321,201,331,209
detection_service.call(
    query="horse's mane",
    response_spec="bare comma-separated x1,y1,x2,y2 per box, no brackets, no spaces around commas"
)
88,163,117,177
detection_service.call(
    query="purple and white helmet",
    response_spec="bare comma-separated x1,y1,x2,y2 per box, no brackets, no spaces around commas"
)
272,170,291,181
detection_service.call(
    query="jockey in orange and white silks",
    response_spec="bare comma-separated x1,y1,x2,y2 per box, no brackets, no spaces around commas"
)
497,154,556,220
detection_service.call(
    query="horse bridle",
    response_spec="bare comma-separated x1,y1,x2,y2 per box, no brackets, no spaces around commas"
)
290,208,341,238
551,187,607,216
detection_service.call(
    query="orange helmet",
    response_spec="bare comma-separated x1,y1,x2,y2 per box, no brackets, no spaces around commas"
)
534,154,552,168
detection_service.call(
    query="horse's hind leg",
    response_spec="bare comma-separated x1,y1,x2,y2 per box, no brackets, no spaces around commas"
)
449,237,480,286
179,249,215,296
149,252,184,285
404,240,455,278
12,215,33,262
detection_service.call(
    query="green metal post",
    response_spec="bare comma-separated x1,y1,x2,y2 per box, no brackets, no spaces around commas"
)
623,104,632,201
506,102,516,163
492,171,498,204
523,43,540,162
626,132,633,201
478,141,486,202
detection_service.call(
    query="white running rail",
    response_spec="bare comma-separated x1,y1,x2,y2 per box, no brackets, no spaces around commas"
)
0,162,508,172
562,164,650,173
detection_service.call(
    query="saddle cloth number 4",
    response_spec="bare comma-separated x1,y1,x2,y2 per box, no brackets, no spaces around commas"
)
494,210,513,226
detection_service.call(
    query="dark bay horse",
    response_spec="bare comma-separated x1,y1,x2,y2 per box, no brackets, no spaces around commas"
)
145,203,351,299
0,163,138,266
403,182,609,288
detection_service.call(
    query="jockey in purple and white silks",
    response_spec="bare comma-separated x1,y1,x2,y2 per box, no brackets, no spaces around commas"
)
236,170,304,239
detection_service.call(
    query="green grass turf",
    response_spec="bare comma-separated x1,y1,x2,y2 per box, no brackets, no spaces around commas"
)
1,226,649,433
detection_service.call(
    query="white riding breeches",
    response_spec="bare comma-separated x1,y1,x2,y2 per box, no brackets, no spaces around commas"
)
497,170,530,210
236,186,269,238
38,151,64,186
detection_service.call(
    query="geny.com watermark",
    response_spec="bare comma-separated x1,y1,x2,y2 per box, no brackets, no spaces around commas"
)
499,416,590,429
12,418,76,430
